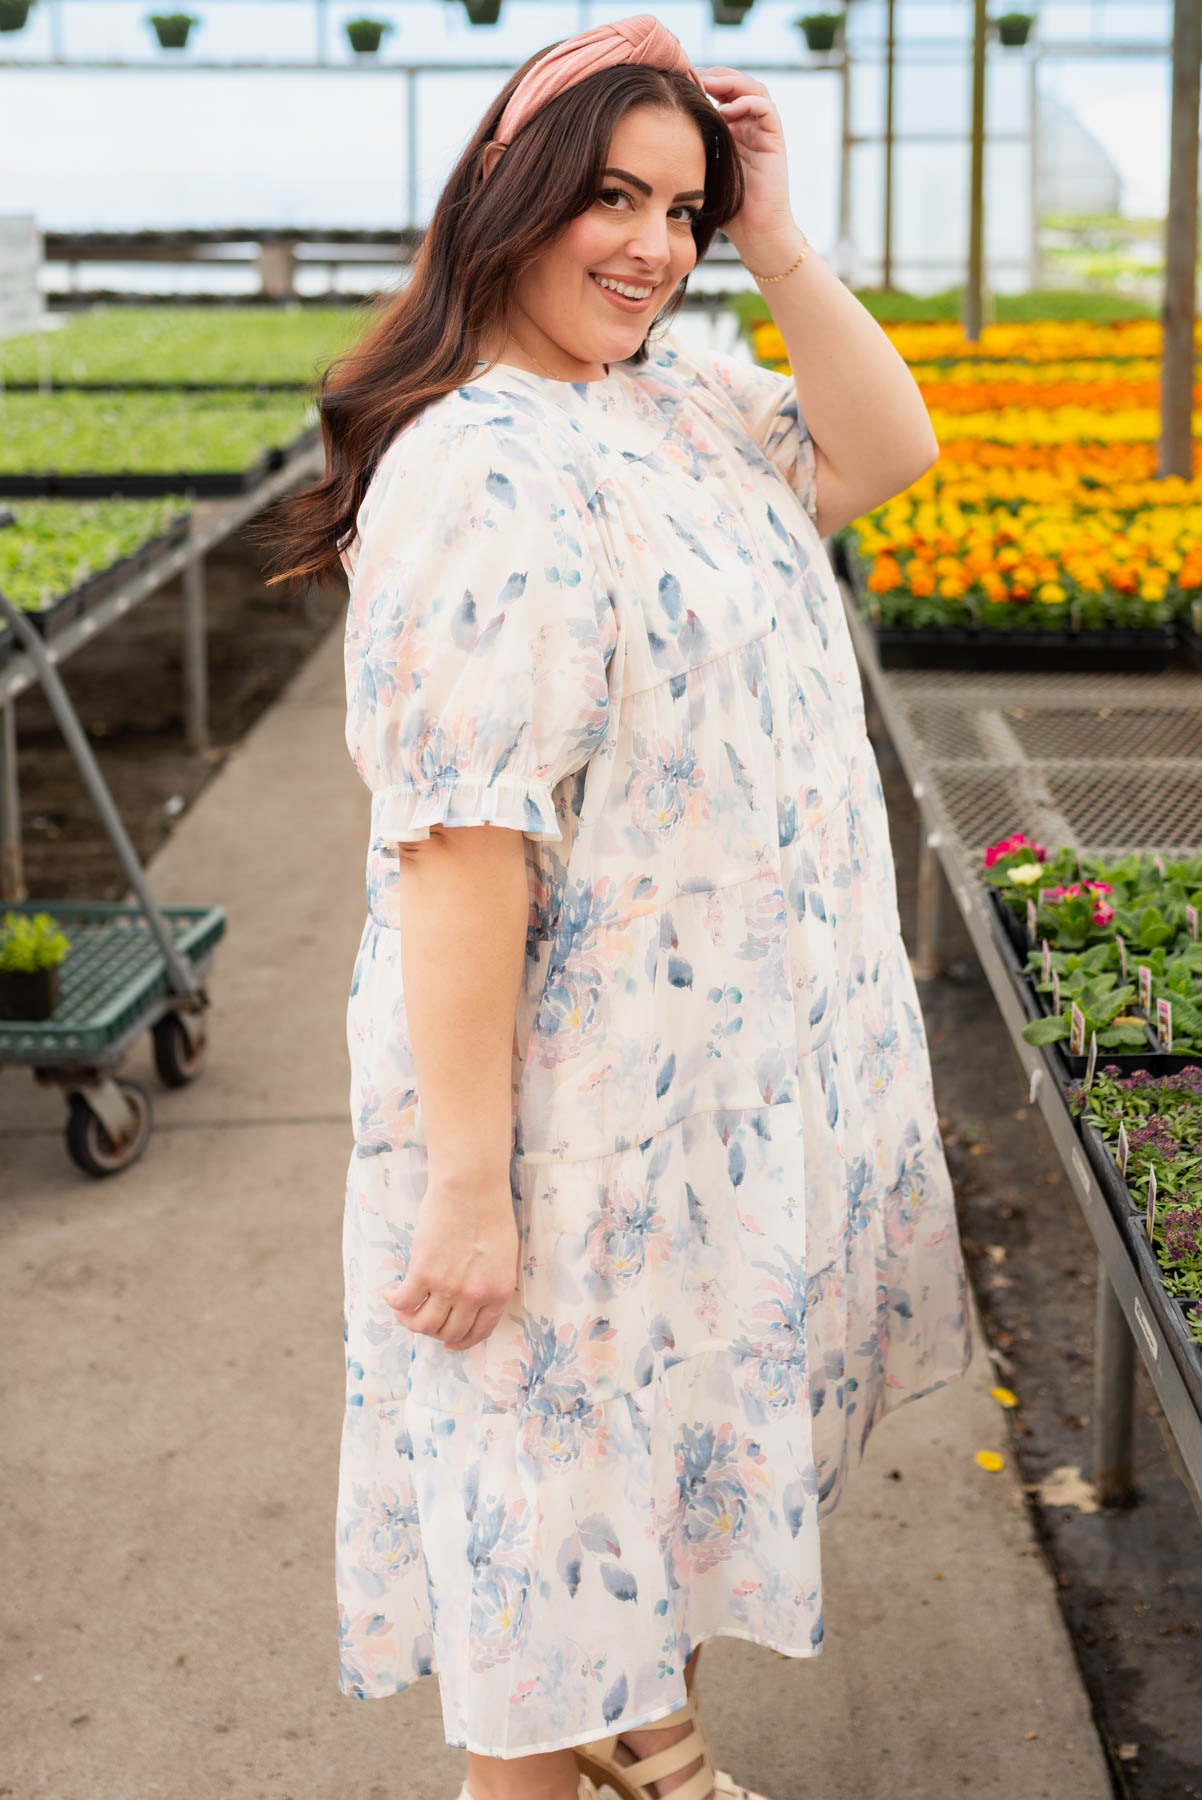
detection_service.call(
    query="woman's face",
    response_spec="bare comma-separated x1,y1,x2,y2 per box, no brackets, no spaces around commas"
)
487,103,708,378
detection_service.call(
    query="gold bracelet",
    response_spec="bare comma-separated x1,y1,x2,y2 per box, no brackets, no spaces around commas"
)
745,234,811,283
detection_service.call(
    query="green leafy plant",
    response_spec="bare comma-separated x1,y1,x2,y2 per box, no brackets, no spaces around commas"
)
995,11,1034,45
795,10,842,50
0,497,190,611
148,12,198,48
1072,1067,1202,1325
0,305,364,388
0,0,36,33
0,391,315,477
345,16,393,53
0,910,70,972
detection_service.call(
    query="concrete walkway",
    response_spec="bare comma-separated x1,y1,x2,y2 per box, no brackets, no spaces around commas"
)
1,621,1113,1800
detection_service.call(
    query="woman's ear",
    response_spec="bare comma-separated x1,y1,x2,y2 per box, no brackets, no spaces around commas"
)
479,141,506,184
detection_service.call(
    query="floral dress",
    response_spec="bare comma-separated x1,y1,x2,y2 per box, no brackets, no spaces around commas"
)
335,328,972,1757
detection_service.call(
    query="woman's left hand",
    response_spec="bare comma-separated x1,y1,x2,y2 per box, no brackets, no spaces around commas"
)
697,67,797,256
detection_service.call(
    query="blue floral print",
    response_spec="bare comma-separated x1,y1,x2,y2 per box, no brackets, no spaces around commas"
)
335,328,972,1756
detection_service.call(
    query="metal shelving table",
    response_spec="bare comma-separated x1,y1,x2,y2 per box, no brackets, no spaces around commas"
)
0,439,323,900
836,574,1202,1509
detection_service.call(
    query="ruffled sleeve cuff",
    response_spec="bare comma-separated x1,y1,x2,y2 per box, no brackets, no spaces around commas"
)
370,776,563,845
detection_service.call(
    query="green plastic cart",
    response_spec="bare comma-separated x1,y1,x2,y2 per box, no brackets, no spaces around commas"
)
0,588,226,1177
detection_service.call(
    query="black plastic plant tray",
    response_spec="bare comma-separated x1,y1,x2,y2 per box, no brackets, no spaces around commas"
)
983,889,1195,1082
837,538,1174,672
872,625,1174,674
1077,1121,1202,1408
1124,1215,1202,1411
1180,619,1202,674
0,381,315,393
0,507,15,529
0,901,225,1065
265,424,320,469
0,456,276,500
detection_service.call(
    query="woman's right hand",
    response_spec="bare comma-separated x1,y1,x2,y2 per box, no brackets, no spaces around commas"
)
383,1174,520,1351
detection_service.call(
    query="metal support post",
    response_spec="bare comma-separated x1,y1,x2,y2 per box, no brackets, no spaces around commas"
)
913,821,944,981
182,538,210,755
1093,1257,1136,1506
0,696,24,902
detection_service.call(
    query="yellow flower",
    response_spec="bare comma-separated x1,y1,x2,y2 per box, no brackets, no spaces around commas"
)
974,1450,1006,1473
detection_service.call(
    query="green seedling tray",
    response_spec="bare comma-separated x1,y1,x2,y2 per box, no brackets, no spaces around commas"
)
0,901,226,1063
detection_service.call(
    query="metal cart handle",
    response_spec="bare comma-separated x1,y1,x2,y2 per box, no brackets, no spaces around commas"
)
0,587,204,1004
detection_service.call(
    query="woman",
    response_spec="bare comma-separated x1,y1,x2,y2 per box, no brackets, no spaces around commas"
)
257,16,973,1800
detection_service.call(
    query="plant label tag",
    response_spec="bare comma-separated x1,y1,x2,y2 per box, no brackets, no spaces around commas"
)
1188,904,1199,942
1069,1000,1087,1057
1117,1120,1129,1179
1157,996,1173,1052
1146,1165,1157,1239
1115,933,1127,980
1041,937,1052,984
1052,969,1061,1012
1084,1031,1098,1089
1138,964,1152,1014
1153,854,1166,879
1026,898,1037,946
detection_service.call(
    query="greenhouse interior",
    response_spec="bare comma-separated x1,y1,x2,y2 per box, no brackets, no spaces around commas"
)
2,0,1202,1796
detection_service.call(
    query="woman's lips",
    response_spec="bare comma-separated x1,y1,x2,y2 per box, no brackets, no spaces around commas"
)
589,272,658,311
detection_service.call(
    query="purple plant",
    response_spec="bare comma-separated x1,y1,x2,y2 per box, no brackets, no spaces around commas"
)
1161,1208,1202,1264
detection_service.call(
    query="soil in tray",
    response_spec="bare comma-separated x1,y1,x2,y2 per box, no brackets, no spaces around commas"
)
12,523,348,903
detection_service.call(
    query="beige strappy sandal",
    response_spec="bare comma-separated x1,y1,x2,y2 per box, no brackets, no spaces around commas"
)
573,1690,769,1800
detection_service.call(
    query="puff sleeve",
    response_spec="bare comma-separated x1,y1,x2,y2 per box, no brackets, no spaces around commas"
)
667,331,820,527
342,423,617,845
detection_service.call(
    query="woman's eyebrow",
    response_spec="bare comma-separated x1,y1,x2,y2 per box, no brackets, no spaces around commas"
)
602,166,706,202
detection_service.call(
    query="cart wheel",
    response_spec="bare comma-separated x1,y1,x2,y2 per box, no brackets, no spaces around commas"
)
152,1012,207,1087
65,1080,152,1179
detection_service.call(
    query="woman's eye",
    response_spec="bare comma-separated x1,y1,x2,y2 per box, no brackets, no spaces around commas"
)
597,188,700,225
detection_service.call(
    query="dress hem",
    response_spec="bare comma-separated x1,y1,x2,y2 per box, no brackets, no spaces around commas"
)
339,1623,825,1758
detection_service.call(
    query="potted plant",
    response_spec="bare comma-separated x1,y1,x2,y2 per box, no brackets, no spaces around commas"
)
344,15,393,54
795,10,842,52
995,11,1034,45
147,12,199,49
0,0,35,32
0,909,70,1021
462,0,502,23
711,0,755,24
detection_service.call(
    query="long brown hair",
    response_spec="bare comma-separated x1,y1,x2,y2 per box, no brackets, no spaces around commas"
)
249,53,744,591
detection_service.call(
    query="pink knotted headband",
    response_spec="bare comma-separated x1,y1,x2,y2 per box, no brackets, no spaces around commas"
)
493,13,708,148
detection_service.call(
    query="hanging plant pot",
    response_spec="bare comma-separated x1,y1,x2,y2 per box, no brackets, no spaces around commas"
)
0,964,60,1022
995,11,1034,44
345,16,393,54
148,12,199,49
711,0,755,23
795,11,842,53
463,0,502,24
0,0,35,33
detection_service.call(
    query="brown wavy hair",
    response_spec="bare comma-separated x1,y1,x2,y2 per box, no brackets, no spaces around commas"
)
249,53,744,591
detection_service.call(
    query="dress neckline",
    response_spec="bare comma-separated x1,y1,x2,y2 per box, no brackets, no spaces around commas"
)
471,358,621,390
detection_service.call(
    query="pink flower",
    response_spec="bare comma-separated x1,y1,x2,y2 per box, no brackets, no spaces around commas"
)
984,831,1048,869
1084,880,1113,895
1092,901,1115,926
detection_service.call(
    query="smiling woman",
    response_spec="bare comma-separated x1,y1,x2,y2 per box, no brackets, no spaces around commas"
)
249,16,970,1800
